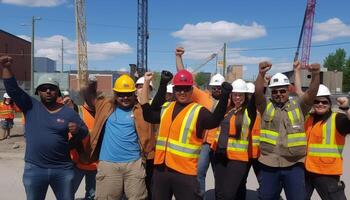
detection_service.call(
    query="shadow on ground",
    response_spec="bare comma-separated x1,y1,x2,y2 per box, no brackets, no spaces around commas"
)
204,189,258,200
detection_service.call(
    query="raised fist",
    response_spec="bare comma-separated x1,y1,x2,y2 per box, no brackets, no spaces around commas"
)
160,70,173,85
293,60,301,71
259,61,272,75
308,63,320,74
0,56,13,68
337,97,349,108
144,72,154,82
221,82,233,95
175,47,185,56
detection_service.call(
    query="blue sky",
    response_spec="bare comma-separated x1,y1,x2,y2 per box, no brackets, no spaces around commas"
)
1,0,350,80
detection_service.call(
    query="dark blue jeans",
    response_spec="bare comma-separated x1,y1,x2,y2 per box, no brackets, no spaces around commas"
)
22,162,74,200
72,167,97,200
257,162,305,200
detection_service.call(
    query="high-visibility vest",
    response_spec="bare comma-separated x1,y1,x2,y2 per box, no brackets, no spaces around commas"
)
249,113,261,159
260,100,306,148
70,105,98,171
154,101,203,175
305,112,345,175
204,98,218,145
0,102,16,119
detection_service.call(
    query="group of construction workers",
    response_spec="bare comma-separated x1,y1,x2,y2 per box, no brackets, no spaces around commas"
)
0,44,350,200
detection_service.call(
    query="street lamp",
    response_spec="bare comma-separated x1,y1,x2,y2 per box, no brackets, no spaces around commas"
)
30,16,41,95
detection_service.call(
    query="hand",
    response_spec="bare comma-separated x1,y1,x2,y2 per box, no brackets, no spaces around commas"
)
221,82,233,95
68,122,79,135
258,61,272,75
175,47,185,57
337,97,349,108
293,60,301,71
144,72,154,82
160,70,173,85
0,56,13,68
307,63,320,74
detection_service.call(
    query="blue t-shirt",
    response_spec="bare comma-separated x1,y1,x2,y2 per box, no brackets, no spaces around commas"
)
4,77,88,169
99,107,140,162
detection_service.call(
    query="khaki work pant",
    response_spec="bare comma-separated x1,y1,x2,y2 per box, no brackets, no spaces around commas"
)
95,158,147,200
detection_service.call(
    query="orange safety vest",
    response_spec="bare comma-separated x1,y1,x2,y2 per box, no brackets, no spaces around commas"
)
154,101,203,176
305,112,345,175
248,113,261,159
0,102,18,119
70,105,98,171
213,108,251,162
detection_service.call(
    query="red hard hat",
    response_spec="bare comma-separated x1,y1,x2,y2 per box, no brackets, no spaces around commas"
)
173,70,193,86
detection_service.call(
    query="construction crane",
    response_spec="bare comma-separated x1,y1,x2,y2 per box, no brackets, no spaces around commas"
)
75,0,88,89
137,0,148,77
192,53,218,73
294,0,316,68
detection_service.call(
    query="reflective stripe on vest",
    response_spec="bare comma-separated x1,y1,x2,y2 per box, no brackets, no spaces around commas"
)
308,113,344,158
156,103,202,159
252,135,260,146
227,109,251,152
260,101,306,147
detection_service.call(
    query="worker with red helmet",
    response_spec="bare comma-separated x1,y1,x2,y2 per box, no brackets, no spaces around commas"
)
140,69,232,200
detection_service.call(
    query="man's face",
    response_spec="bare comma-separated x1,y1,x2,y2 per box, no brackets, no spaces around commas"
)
174,86,193,104
114,92,136,109
37,84,59,104
231,92,245,108
313,96,331,115
210,86,222,99
270,86,289,104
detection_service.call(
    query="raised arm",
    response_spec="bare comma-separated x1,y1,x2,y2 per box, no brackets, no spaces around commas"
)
175,47,185,71
293,60,304,97
255,61,271,114
300,63,320,106
1,56,32,112
140,72,153,105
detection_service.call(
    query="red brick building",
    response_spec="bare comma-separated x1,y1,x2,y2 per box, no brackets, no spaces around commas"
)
0,29,31,90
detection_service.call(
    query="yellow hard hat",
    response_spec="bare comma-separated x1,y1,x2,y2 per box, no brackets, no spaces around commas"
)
113,74,136,93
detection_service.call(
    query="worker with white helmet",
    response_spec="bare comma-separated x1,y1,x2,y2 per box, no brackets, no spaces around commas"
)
175,47,226,197
303,84,350,200
165,84,174,102
254,60,320,199
212,79,258,199
0,92,20,140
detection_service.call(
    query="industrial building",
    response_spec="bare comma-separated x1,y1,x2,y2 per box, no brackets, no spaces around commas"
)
34,57,56,72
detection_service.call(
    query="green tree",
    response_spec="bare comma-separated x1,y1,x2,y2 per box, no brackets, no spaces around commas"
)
323,48,347,71
343,58,350,92
195,72,207,88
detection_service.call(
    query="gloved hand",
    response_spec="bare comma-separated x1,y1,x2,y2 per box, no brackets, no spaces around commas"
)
160,70,173,85
221,82,233,95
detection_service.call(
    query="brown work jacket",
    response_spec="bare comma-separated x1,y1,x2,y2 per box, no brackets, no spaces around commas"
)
87,97,155,162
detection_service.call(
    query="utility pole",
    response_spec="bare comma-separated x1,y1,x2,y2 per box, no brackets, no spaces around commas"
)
223,43,227,77
30,16,41,95
137,0,149,77
61,39,64,73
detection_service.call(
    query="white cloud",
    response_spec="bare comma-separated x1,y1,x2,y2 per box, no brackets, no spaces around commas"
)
18,34,132,66
172,21,267,60
1,0,65,7
313,18,350,42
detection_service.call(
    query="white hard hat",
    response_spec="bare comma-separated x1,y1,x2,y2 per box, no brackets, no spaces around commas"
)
317,84,331,96
269,73,290,88
246,82,255,94
3,93,10,99
209,73,225,86
136,77,153,88
167,84,173,94
232,79,248,93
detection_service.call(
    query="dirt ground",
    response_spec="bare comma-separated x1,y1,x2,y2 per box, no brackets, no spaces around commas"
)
1,119,349,199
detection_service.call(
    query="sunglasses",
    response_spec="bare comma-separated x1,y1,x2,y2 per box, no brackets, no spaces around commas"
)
314,100,329,105
38,85,57,92
115,92,134,98
271,89,287,95
174,86,192,93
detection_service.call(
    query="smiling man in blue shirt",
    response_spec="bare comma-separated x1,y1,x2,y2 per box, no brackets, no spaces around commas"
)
1,56,88,200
